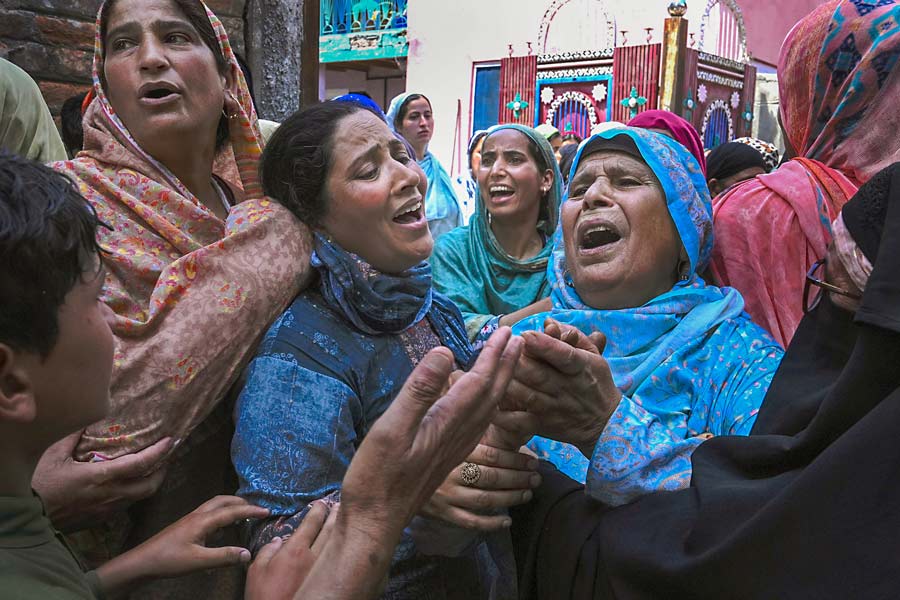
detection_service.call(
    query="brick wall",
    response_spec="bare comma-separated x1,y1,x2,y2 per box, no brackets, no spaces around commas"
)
0,0,247,121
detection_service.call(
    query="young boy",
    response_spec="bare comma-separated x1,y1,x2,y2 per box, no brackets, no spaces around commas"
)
0,152,269,599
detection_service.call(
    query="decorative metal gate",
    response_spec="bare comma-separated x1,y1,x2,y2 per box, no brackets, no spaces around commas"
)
702,99,733,148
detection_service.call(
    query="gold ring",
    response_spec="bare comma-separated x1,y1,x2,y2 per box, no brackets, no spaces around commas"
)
459,462,481,487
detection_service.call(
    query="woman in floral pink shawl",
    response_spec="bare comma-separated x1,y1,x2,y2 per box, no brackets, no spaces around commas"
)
709,0,900,347
44,0,311,591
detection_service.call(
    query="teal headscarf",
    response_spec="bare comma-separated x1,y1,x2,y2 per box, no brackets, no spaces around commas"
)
432,123,562,340
513,128,783,498
386,92,461,240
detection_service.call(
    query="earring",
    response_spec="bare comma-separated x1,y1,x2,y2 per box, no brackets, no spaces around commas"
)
678,260,690,281
564,269,575,288
222,91,238,119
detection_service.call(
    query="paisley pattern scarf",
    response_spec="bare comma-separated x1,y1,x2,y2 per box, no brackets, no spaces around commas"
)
312,233,473,366
52,1,312,460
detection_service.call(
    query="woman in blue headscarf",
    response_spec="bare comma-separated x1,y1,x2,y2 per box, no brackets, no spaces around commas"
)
431,124,561,341
387,92,463,240
506,127,784,507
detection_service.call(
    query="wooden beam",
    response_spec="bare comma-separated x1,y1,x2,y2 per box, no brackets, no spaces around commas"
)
300,0,320,108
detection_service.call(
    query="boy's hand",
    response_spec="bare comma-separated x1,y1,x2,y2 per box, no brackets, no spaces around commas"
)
33,432,171,532
95,495,268,596
244,501,335,600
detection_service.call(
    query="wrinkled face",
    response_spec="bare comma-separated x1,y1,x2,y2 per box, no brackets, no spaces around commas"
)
103,0,232,157
397,98,434,148
322,110,432,274
478,129,553,224
26,260,116,440
563,150,682,309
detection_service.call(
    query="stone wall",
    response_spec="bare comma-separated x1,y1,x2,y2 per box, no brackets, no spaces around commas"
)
0,0,247,120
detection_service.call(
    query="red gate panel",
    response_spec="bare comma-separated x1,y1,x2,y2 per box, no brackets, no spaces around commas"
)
498,55,538,126
612,44,661,122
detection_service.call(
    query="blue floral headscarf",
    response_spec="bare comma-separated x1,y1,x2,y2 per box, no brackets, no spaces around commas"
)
513,127,783,491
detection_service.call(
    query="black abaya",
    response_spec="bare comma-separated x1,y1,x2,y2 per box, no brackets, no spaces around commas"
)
511,163,900,600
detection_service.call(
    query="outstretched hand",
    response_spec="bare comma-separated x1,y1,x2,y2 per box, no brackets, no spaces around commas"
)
95,495,268,597
503,318,621,458
339,327,523,541
245,501,336,600
32,432,171,533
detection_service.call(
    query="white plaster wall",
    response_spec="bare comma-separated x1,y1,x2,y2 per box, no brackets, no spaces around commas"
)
406,0,732,169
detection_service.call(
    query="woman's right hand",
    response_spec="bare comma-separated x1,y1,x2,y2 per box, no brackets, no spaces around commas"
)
32,433,172,533
503,318,621,458
419,442,541,530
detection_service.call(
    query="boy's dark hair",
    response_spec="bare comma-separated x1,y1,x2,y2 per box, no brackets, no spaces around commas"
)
60,92,88,158
260,101,371,227
0,152,104,357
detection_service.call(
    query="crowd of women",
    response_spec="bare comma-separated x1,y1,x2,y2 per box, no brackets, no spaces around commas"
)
1,0,900,597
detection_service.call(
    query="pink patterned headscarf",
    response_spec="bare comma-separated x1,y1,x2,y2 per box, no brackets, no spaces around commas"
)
53,1,311,460
709,0,900,347
779,0,900,184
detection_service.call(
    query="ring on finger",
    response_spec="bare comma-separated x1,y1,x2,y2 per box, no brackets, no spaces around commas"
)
459,462,481,487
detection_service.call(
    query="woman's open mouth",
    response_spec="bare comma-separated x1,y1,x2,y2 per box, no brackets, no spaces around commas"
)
578,224,623,254
488,184,515,204
139,84,182,107
393,200,426,227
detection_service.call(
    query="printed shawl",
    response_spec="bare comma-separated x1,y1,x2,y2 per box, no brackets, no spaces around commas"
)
513,129,782,501
53,1,312,460
710,0,900,347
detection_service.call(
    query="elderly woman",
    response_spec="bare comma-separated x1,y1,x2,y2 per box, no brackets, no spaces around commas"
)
510,162,900,600
432,124,560,341
33,1,310,594
505,127,784,506
387,92,463,239
710,0,900,347
232,100,511,598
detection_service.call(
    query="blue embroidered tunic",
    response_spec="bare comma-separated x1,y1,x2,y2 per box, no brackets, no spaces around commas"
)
512,127,784,507
232,236,491,599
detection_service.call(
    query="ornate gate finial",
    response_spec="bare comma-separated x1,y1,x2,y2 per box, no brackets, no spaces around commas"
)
620,87,648,119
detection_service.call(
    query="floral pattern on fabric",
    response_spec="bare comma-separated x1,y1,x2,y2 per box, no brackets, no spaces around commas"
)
709,0,900,347
52,1,312,460
513,127,783,506
232,252,491,597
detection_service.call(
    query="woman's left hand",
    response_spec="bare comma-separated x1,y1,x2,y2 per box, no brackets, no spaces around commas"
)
419,441,541,531
503,318,622,458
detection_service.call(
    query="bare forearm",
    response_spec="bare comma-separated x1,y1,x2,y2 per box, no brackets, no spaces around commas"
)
293,519,401,600
94,548,152,599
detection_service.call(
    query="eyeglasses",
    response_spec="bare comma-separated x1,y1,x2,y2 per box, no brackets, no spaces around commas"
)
803,258,863,314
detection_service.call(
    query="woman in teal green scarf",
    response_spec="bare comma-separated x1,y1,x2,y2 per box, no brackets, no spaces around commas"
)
432,123,562,341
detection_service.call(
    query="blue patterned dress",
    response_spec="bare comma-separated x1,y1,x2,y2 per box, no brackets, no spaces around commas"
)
512,127,784,507
232,236,502,599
